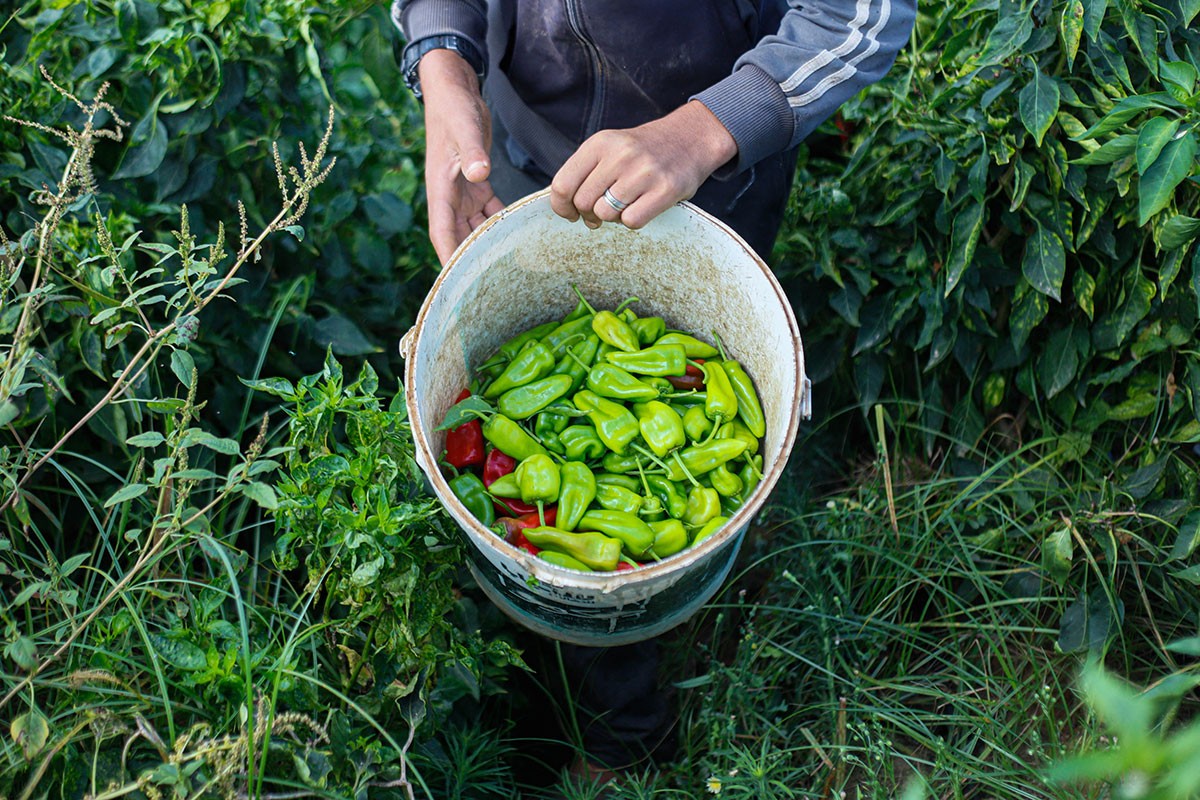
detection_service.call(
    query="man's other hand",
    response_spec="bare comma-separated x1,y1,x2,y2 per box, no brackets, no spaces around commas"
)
549,101,737,231
419,49,505,265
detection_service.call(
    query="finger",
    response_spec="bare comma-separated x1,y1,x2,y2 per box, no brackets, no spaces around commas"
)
429,203,461,265
617,186,676,231
592,183,639,224
550,147,602,222
460,149,491,183
483,194,505,216
468,212,488,229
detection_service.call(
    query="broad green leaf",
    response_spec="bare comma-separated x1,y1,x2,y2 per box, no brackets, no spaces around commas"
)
1160,60,1197,95
1172,563,1200,585
179,429,241,455
1080,665,1152,742
112,111,168,180
1074,94,1175,140
1022,225,1066,300
170,349,195,387
125,431,165,448
1073,269,1096,319
1010,288,1049,351
435,396,494,431
1159,215,1200,250
1037,328,1078,398
977,10,1034,67
4,637,37,671
1057,590,1122,654
149,634,207,670
1171,511,1200,560
313,312,381,356
1181,0,1199,26
240,481,278,510
1081,0,1107,40
1139,133,1198,225
1094,273,1154,350
1060,0,1083,65
104,483,149,508
1041,526,1073,584
11,711,49,761
240,376,297,400
1135,116,1180,175
1108,392,1158,420
944,201,985,296
1166,636,1200,656
1018,69,1060,147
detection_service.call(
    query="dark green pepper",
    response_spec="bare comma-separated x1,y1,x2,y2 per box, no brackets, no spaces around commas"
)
559,424,606,462
485,341,556,398
574,390,641,455
630,316,666,345
604,344,687,377
534,400,576,453
552,334,601,394
523,527,622,571
738,455,763,502
486,321,559,366
557,461,596,531
601,450,647,474
542,314,596,355
562,297,592,322
665,439,748,482
449,472,495,527
632,401,686,457
594,472,641,491
577,509,655,558
592,310,640,353
481,414,550,462
647,518,688,559
645,475,688,519
691,515,729,545
654,332,719,358
514,453,560,524
538,551,593,571
497,374,573,420
586,363,659,402
723,360,766,439
594,483,644,515
700,360,738,425
683,406,714,442
682,486,721,528
709,461,744,498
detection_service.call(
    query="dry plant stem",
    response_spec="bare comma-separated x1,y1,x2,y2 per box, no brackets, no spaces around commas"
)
874,404,899,540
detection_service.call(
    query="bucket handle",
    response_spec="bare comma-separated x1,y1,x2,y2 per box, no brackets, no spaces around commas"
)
398,327,417,361
799,377,813,420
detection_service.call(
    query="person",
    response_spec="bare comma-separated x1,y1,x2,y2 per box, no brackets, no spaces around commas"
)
392,0,917,784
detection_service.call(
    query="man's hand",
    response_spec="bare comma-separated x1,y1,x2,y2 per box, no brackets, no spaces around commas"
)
419,49,505,264
549,101,737,230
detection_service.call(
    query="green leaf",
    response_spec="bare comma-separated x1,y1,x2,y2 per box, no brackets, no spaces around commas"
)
1041,526,1073,584
1135,116,1180,175
1081,0,1107,40
1181,0,1199,26
944,201,985,296
5,637,37,671
1159,215,1200,250
1018,68,1060,147
1070,133,1137,165
149,634,207,671
1074,95,1175,140
125,431,165,448
435,396,494,431
113,111,168,180
1166,636,1200,656
240,481,278,510
1037,328,1079,398
1022,225,1066,300
1073,269,1096,319
1080,665,1152,743
240,376,297,400
1094,273,1154,349
1171,511,1200,560
1160,60,1197,97
313,311,381,356
977,9,1033,67
104,483,149,508
10,711,49,761
1173,563,1200,586
1060,0,1084,65
170,349,195,387
1139,133,1198,225
1057,590,1122,654
179,429,241,455
283,225,305,241
1010,288,1049,351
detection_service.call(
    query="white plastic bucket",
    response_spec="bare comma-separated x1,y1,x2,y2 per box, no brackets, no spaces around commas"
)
400,190,808,646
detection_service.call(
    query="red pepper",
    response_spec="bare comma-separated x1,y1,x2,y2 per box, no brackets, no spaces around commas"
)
615,561,637,572
445,389,485,468
667,363,705,391
495,510,558,554
483,448,538,514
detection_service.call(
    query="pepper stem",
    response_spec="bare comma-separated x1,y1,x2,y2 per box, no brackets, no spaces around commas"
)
746,457,765,481
537,501,546,528
563,346,593,371
619,555,640,568
669,450,700,488
630,443,672,475
703,419,724,444
712,329,730,362
614,296,641,315
570,284,597,316
552,332,586,355
687,359,707,371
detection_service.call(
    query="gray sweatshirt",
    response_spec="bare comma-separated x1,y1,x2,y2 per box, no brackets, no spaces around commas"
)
394,0,916,177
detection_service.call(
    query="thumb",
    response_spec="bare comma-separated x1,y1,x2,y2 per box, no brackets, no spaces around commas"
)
460,146,491,183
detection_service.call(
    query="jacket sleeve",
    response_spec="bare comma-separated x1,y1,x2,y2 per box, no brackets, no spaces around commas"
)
391,0,489,61
693,0,917,175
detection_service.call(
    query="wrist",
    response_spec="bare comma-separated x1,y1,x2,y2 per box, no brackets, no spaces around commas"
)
401,34,485,100
679,100,738,175
418,48,482,99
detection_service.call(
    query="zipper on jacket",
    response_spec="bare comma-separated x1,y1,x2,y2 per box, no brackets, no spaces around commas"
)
564,0,605,137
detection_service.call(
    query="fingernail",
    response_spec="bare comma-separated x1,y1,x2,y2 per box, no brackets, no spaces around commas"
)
466,161,488,179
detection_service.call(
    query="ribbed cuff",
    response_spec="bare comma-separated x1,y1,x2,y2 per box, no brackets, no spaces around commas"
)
692,65,795,177
395,1,488,55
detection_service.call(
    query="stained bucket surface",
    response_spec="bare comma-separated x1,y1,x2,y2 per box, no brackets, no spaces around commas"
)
401,190,807,646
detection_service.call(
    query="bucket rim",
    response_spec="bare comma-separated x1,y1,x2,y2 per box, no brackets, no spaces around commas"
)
402,189,805,590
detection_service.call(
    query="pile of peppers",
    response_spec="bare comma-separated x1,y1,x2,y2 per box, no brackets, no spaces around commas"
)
439,287,766,573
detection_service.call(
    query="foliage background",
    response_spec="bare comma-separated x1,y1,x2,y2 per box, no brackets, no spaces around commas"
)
1,0,1199,798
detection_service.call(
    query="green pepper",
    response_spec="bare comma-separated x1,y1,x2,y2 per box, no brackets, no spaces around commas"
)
534,400,575,453
630,316,666,345
645,475,687,519
691,515,729,545
488,472,522,499
559,424,606,462
538,551,593,571
485,341,556,398
448,472,495,527
601,450,647,474
542,314,596,355
682,486,721,527
482,414,550,462
632,401,686,457
577,509,655,558
709,462,743,498
592,309,640,353
574,390,641,455
717,420,760,456
514,453,560,525
557,461,596,531
485,321,559,367
665,439,748,482
654,332,719,358
647,518,688,559
497,374,573,420
604,344,687,377
562,297,592,322
738,455,763,500
586,363,659,402
594,483,644,515
723,360,766,438
594,472,641,491
700,361,738,425
683,405,714,442
523,527,622,571
645,377,675,396
551,334,601,394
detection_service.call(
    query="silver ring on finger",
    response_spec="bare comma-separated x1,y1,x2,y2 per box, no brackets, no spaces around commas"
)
603,188,628,212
